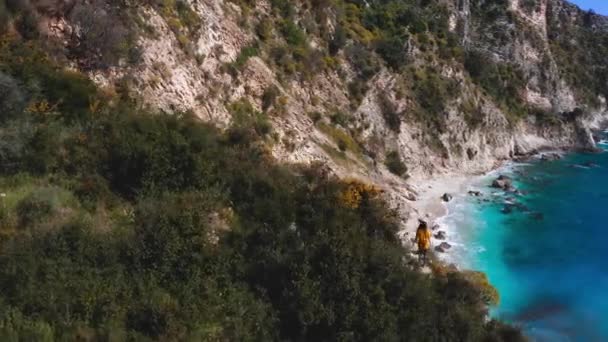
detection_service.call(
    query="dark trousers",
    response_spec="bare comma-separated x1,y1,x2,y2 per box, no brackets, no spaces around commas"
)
418,248,428,266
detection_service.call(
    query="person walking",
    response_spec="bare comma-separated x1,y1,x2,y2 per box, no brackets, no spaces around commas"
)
415,219,432,266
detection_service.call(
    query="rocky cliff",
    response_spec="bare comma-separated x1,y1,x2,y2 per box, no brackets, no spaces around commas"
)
5,0,608,225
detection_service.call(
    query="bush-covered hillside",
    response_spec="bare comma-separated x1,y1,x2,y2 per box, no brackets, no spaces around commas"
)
0,33,530,340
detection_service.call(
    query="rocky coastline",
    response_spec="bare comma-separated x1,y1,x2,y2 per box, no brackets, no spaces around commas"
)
401,123,608,273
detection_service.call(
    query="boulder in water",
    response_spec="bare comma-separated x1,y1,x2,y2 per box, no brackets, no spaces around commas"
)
468,190,482,197
540,153,562,162
492,175,513,190
501,204,514,214
441,193,453,202
530,212,544,221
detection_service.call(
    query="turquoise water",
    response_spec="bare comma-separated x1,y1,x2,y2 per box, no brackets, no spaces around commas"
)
442,139,608,341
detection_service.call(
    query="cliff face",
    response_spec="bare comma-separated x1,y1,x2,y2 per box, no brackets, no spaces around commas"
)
14,0,608,222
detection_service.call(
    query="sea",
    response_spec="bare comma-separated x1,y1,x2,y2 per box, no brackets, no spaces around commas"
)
439,133,608,341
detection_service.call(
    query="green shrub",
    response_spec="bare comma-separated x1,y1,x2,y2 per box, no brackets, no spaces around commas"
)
68,2,132,69
0,72,26,122
229,100,272,139
318,122,360,154
0,2,9,34
262,85,280,111
412,67,454,117
329,25,347,55
270,0,295,18
308,111,322,123
461,98,485,128
375,34,408,69
175,0,201,31
520,0,538,13
330,111,349,127
230,44,259,73
385,151,408,177
256,18,274,41
345,44,379,80
15,186,71,227
378,92,401,132
14,9,40,40
280,20,307,47
0,308,54,342
464,50,526,121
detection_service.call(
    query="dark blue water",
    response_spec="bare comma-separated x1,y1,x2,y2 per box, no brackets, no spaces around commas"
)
468,144,608,341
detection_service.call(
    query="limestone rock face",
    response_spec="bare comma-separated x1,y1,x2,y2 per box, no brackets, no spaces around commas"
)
28,0,608,232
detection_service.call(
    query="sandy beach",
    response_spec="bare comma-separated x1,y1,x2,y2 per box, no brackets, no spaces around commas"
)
398,173,485,258
408,175,475,227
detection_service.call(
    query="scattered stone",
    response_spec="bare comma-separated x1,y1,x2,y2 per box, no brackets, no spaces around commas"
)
405,192,417,201
435,242,451,253
431,223,440,231
434,231,447,240
502,201,529,214
441,193,453,202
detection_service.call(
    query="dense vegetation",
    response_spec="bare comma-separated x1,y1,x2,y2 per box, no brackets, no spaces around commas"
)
0,33,529,340
547,4,608,106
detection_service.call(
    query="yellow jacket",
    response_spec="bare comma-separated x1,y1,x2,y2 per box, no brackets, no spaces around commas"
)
416,228,432,251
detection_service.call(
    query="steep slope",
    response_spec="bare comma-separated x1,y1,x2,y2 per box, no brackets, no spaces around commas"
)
0,0,606,339
0,24,526,340
3,0,608,225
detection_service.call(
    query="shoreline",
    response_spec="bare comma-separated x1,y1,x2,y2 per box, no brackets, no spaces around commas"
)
404,142,608,267
402,165,507,248
402,149,577,264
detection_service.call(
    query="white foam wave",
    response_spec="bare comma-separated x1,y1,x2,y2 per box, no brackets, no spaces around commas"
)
572,164,590,169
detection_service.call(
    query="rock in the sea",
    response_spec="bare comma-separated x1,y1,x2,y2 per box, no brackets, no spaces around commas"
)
434,231,446,240
492,175,513,189
441,193,453,202
540,153,562,162
530,212,544,221
468,190,482,197
502,201,529,214
492,175,513,190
